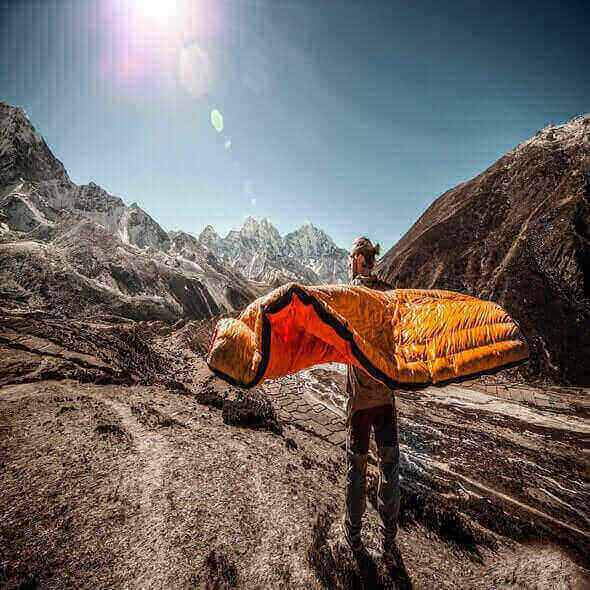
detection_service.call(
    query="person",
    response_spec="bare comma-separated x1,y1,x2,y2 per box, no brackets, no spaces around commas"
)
342,236,400,559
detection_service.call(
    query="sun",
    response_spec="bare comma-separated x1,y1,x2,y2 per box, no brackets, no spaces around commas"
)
131,0,181,22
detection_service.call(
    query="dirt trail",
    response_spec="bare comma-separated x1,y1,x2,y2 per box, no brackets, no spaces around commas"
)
94,395,171,590
1,386,174,590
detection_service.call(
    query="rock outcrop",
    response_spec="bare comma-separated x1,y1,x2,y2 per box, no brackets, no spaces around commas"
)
376,115,590,385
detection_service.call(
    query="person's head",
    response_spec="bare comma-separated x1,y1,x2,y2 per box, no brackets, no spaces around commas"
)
348,236,380,279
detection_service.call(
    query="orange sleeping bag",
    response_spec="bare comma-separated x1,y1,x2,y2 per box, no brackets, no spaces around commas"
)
206,282,529,388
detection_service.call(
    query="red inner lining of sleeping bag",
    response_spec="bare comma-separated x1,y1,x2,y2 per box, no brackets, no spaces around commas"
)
264,293,359,379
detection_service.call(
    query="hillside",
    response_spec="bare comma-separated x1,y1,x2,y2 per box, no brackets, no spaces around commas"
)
377,115,590,385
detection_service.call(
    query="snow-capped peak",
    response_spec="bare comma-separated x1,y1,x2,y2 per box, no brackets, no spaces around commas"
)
197,216,349,284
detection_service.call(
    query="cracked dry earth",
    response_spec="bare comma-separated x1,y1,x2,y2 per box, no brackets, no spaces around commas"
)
1,311,589,589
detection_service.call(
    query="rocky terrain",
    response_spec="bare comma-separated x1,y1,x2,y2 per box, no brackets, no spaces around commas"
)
2,102,590,588
0,102,266,321
0,211,267,322
1,312,589,589
198,217,349,285
0,101,346,325
376,114,590,386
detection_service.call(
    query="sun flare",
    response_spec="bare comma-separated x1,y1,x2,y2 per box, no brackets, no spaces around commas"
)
130,0,180,21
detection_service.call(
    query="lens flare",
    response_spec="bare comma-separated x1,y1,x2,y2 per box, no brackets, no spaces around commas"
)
210,109,224,133
179,43,212,97
96,0,221,97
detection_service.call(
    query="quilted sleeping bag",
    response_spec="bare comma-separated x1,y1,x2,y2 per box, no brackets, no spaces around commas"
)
206,282,529,389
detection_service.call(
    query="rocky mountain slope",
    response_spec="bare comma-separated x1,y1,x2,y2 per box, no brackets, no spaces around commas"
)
0,102,264,320
0,102,70,186
376,115,590,385
0,101,347,326
198,217,348,285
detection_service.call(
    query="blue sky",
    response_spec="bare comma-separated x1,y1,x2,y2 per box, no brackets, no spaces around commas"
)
1,0,588,251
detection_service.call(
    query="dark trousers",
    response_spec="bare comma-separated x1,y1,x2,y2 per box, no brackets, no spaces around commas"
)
345,402,400,537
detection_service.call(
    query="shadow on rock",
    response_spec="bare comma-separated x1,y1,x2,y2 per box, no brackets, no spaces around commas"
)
307,508,413,590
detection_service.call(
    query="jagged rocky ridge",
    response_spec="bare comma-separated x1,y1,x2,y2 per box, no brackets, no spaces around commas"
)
0,102,262,320
198,217,349,285
0,101,348,323
376,115,590,385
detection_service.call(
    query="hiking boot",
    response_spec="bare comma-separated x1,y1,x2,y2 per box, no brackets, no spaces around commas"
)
381,524,399,565
341,515,364,553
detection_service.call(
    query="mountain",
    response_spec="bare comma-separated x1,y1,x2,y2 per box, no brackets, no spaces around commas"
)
0,102,261,321
198,217,348,285
0,102,70,185
284,221,349,283
376,114,590,385
0,101,346,323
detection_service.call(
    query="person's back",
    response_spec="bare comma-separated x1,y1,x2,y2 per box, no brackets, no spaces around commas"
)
342,237,400,560
345,272,394,417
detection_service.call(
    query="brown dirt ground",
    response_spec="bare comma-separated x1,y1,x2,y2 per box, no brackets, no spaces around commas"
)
1,311,589,589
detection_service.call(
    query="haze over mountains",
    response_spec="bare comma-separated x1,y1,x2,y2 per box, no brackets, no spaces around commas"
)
0,101,347,322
